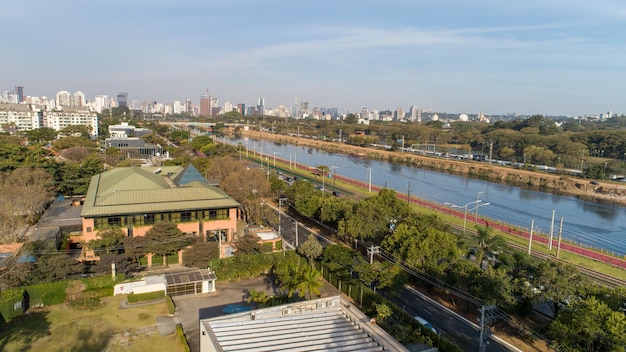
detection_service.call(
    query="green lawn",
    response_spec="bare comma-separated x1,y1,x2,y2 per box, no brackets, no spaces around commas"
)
0,295,183,352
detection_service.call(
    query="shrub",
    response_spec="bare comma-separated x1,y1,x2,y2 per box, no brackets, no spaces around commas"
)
166,295,176,314
68,297,101,310
176,324,191,352
127,290,165,303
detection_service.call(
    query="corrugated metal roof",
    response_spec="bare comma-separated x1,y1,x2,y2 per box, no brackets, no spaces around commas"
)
81,165,240,217
201,296,408,352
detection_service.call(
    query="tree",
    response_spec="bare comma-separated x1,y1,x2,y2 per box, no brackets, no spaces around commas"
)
343,113,358,124
235,233,263,255
296,267,323,300
549,296,626,351
533,261,590,316
191,135,214,152
182,240,220,268
0,166,54,243
247,289,269,308
25,127,57,143
210,156,270,225
297,234,323,268
144,221,188,267
88,227,124,256
30,255,84,282
374,303,393,324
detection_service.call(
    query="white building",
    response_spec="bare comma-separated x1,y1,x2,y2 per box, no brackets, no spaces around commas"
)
0,104,43,133
44,106,99,137
56,91,72,107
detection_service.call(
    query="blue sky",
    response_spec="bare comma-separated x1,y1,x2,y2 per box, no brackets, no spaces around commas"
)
3,0,626,116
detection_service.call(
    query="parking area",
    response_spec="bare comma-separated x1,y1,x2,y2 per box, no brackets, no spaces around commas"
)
173,276,340,352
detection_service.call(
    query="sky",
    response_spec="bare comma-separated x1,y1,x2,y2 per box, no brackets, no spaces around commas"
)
3,0,626,116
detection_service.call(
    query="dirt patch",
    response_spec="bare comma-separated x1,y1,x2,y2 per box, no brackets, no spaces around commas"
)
242,130,626,206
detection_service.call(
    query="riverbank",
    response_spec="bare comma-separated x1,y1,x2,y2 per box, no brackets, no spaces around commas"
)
241,130,626,207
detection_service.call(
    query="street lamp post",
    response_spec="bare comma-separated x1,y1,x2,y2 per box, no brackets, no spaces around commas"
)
367,167,372,192
446,199,490,232
475,191,484,223
273,152,278,167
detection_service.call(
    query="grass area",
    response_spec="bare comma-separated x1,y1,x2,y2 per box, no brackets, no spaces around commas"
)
0,295,183,352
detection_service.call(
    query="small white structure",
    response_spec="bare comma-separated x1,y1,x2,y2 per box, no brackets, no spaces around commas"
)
114,275,166,295
114,269,217,297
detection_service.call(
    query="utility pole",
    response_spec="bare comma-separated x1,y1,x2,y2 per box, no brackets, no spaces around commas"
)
549,209,555,250
367,245,381,264
478,305,497,352
556,217,564,258
528,219,534,255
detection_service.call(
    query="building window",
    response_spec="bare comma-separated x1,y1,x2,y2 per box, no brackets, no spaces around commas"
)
144,214,155,225
86,227,92,232
181,211,192,222
107,216,122,226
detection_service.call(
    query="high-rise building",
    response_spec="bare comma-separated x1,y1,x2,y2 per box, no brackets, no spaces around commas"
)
56,91,72,107
258,98,265,116
74,91,86,107
185,99,193,115
15,86,24,103
200,94,210,116
94,95,109,113
410,106,418,122
117,92,128,108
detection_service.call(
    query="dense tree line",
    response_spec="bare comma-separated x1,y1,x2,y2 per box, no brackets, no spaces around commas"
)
282,184,626,350
260,114,626,176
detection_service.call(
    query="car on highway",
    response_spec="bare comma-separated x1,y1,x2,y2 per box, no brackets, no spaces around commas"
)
414,316,438,335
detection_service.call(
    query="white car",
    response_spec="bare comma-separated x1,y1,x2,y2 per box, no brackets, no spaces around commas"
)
414,316,438,334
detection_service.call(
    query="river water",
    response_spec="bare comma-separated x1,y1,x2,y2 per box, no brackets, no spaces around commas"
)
225,137,626,256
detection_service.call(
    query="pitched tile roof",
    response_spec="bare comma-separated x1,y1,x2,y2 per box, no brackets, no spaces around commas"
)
81,165,240,217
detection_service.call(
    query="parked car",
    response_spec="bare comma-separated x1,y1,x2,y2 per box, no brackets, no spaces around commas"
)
414,316,438,334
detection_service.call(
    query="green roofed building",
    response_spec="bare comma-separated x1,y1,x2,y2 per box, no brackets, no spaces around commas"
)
79,164,240,261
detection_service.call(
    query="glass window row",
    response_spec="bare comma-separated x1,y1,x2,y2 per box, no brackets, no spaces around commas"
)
94,209,229,229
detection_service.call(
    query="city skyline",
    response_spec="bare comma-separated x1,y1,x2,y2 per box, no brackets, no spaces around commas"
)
3,1,626,116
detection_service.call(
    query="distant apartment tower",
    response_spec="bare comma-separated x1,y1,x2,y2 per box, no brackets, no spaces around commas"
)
74,91,86,107
200,94,210,116
237,104,246,116
117,92,128,108
185,99,193,115
56,91,72,107
258,98,265,116
410,106,418,122
15,86,24,103
396,107,405,121
361,108,369,120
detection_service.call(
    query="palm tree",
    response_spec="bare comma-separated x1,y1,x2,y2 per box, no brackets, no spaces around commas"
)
297,267,323,300
247,289,269,308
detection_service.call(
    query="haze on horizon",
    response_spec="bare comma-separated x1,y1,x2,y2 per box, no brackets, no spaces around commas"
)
3,0,626,117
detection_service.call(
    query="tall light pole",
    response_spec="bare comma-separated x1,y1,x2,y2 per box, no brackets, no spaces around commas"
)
446,200,490,232
331,164,338,188
475,191,484,223
367,167,372,192
273,152,278,167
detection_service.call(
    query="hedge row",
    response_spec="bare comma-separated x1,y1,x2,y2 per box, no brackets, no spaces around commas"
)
127,290,165,303
176,324,191,352
0,281,68,322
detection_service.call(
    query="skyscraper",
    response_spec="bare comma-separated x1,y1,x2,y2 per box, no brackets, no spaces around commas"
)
200,94,210,116
117,92,128,108
15,86,24,103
